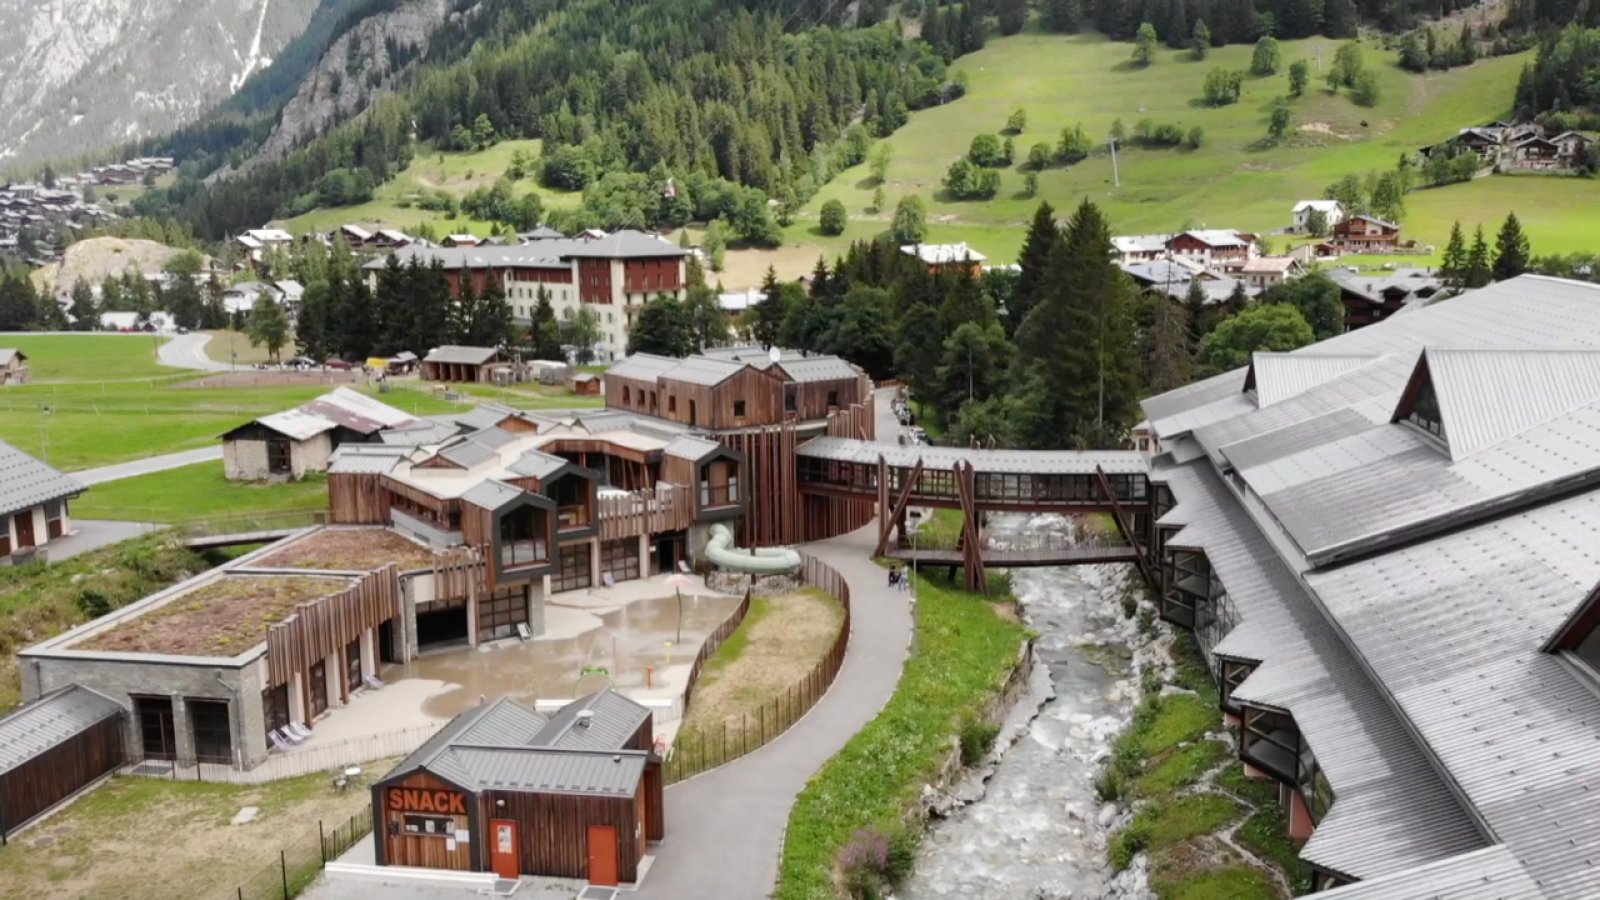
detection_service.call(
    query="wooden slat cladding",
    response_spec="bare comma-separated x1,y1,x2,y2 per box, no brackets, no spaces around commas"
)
432,547,488,602
0,714,125,837
382,476,455,514
597,484,694,541
266,566,402,689
377,771,474,871
329,472,391,524
487,790,642,883
719,425,799,547
786,372,872,421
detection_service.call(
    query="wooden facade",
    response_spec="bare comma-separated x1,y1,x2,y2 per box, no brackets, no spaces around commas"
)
0,711,125,840
266,566,402,715
375,771,477,871
482,789,646,883
328,472,392,524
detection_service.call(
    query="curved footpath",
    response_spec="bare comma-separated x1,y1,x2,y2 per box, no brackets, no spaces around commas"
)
156,331,234,371
633,524,912,900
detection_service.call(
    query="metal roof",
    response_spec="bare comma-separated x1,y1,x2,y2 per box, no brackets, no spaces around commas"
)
1305,483,1600,900
300,387,417,434
778,356,862,384
380,420,459,446
0,348,25,366
461,479,524,511
532,688,650,751
0,439,85,519
454,697,549,746
900,242,987,264
659,356,748,386
1308,846,1543,900
429,746,646,797
0,684,123,774
424,346,500,366
1219,407,1383,473
454,405,520,432
251,409,338,441
506,449,568,480
466,426,519,451
1425,348,1600,460
1248,353,1381,408
327,446,408,474
606,354,679,381
796,436,1147,475
663,435,723,461
439,441,501,468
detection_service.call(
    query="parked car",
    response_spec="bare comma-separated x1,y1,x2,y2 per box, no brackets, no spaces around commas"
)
324,358,353,370
285,356,316,368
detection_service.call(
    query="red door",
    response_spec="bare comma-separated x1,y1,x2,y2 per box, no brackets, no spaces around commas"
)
587,825,618,886
14,511,34,548
490,819,519,880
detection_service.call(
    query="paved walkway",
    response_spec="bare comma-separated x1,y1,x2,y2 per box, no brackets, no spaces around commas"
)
71,445,222,484
633,523,912,900
47,520,157,561
157,331,233,371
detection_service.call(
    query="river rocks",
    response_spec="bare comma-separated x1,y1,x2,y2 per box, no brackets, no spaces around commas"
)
1099,854,1152,900
1096,803,1119,828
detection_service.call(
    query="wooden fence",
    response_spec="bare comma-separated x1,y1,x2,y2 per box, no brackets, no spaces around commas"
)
664,554,852,784
679,590,753,716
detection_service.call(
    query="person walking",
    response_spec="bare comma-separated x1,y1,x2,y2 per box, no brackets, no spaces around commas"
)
888,566,901,588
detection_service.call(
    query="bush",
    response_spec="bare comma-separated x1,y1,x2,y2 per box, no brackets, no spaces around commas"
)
885,826,919,885
838,828,891,899
819,199,848,236
959,719,1001,765
1109,811,1154,870
74,588,112,619
968,132,1006,167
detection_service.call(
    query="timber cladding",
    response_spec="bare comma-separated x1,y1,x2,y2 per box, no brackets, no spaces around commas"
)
0,714,125,838
329,472,392,524
483,789,646,883
376,771,476,871
265,566,402,690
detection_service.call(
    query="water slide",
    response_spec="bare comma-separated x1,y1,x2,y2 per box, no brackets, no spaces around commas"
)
705,522,802,574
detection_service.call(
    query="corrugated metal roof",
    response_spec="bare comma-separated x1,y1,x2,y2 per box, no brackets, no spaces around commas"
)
454,697,548,746
461,479,524,511
1306,484,1600,900
327,447,407,474
0,685,123,774
440,440,501,468
506,449,567,480
467,426,519,451
532,688,651,751
430,746,645,796
1160,461,1485,881
455,405,520,432
659,356,748,386
779,356,862,383
606,354,678,381
663,436,722,461
300,387,417,434
1426,348,1600,460
1249,353,1381,408
1309,846,1543,900
0,439,85,519
796,436,1146,475
1219,408,1383,472
424,346,500,365
254,409,339,441
380,421,459,446
0,348,24,366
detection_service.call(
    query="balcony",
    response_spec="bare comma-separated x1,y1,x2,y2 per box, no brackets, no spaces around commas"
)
500,539,550,571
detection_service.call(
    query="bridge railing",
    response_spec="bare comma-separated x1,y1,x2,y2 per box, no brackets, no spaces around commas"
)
896,526,1131,555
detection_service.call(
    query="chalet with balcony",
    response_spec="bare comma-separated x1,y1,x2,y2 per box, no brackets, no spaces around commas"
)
1323,215,1399,254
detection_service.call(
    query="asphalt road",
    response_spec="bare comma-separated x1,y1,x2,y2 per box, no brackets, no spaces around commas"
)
156,331,233,371
72,446,223,484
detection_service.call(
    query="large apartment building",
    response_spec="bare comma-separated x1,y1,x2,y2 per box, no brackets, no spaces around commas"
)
361,230,688,361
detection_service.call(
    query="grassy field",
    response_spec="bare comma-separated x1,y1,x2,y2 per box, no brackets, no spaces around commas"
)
0,333,181,382
200,329,300,365
443,379,606,409
278,138,582,237
0,380,466,471
0,764,382,900
72,461,332,523
719,32,1599,280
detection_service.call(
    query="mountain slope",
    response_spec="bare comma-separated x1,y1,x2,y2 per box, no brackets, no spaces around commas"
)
0,0,323,166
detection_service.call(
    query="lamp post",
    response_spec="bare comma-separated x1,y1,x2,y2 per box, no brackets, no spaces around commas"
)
907,514,921,658
38,405,51,465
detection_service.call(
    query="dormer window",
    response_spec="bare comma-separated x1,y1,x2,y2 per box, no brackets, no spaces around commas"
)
1405,378,1445,440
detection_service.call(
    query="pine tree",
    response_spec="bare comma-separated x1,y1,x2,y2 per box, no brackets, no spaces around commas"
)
753,266,786,348
1492,212,1532,282
68,279,98,331
1465,226,1493,289
297,281,332,362
1191,19,1211,60
1133,22,1159,66
1439,222,1467,288
1011,202,1059,335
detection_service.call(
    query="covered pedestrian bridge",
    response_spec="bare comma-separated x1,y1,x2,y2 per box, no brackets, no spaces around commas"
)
795,437,1154,592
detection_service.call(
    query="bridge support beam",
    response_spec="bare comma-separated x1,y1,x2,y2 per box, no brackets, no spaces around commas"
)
1096,465,1156,587
955,462,988,595
875,457,925,557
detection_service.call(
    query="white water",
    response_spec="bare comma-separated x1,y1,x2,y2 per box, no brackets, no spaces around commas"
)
904,515,1143,900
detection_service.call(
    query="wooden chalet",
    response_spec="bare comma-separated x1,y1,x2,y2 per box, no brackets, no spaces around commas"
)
0,348,30,385
372,690,663,886
423,346,509,383
1325,215,1400,254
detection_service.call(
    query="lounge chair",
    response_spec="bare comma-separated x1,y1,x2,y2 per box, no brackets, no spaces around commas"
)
602,572,616,588
274,727,303,746
287,722,313,741
269,730,295,751
364,674,385,690
516,622,533,642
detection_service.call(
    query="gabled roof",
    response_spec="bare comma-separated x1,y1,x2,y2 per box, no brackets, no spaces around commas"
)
439,440,502,469
0,684,122,774
1346,214,1399,230
1245,353,1381,408
606,354,678,381
663,435,724,461
460,479,526,511
659,356,749,387
424,346,501,366
779,356,861,383
0,348,27,366
1405,348,1600,460
899,242,987,264
1111,234,1172,254
1238,257,1299,275
300,387,417,434
531,687,650,751
0,439,85,517
1293,199,1343,213
506,449,569,480
1176,229,1250,248
252,409,339,441
466,426,519,451
327,445,409,474
380,420,459,446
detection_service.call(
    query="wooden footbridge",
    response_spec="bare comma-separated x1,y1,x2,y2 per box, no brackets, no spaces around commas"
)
795,437,1155,594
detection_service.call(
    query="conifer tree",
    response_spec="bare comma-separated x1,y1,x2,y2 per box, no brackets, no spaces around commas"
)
1492,212,1532,282
1439,222,1467,288
1191,20,1211,59
1465,226,1493,289
1011,202,1059,335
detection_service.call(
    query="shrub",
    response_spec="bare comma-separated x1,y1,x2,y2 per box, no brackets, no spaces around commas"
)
959,719,1001,765
1109,810,1155,870
968,133,1006,167
838,828,891,899
74,588,112,619
1027,141,1053,171
885,826,919,885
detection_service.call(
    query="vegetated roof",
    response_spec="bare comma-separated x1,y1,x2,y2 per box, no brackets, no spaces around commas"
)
1157,460,1485,882
253,527,439,571
663,435,723,461
76,574,352,657
0,684,122,774
605,353,678,382
779,356,861,383
424,346,501,366
0,439,85,518
1303,845,1542,900
796,436,1147,475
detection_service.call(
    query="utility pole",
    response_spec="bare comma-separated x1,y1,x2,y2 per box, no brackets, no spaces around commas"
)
38,405,51,465
1108,137,1121,187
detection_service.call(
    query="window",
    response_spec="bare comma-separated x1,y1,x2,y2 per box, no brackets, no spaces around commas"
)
309,659,328,717
190,699,233,764
623,386,632,405
555,543,592,592
1406,379,1446,440
403,814,455,837
602,538,641,582
262,683,290,739
785,389,796,413
668,396,677,413
733,399,746,418
650,391,658,411
346,638,362,690
689,399,698,424
499,506,548,568
267,438,291,475
827,390,839,408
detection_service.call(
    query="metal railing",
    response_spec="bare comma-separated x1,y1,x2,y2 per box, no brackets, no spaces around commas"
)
218,808,373,900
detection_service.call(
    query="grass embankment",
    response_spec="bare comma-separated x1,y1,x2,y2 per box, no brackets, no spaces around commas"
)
0,333,181,382
676,588,846,754
773,570,1028,900
0,380,463,471
199,330,300,365
0,532,206,711
0,762,383,900
1102,634,1309,898
73,463,333,523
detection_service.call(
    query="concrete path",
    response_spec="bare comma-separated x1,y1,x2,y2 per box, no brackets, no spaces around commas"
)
157,331,233,371
46,520,157,561
633,523,912,900
72,445,223,484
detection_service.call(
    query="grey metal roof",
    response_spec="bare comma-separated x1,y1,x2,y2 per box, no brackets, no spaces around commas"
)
554,230,686,260
461,479,524,511
327,446,409,474
467,426,520,451
1308,846,1543,900
380,421,459,446
659,356,748,386
0,439,85,518
663,435,722,461
778,356,862,383
532,688,650,751
1248,353,1381,408
455,405,520,432
439,440,501,468
1160,460,1485,881
606,354,678,381
0,684,123,774
1426,348,1600,460
1305,482,1600,900
424,345,500,366
454,697,549,746
0,348,26,366
796,436,1147,475
429,746,646,797
1329,268,1444,306
507,449,567,480
1219,407,1384,473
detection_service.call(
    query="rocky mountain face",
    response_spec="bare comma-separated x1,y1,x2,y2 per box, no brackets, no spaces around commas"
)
255,0,450,163
0,0,322,167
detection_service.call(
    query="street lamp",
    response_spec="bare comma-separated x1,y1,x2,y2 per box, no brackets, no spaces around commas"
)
38,405,52,465
906,512,921,658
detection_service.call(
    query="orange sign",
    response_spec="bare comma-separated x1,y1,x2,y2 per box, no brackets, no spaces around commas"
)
388,788,467,815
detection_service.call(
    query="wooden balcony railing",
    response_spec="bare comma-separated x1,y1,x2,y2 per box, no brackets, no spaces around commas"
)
597,483,696,540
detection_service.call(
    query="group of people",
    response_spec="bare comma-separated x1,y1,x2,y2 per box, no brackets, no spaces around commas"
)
887,565,912,592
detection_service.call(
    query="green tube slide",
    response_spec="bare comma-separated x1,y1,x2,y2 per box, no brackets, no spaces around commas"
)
705,522,802,574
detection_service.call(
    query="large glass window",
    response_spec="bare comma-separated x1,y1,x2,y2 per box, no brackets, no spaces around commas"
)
190,700,233,764
550,477,590,530
555,543,592,592
499,506,549,569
